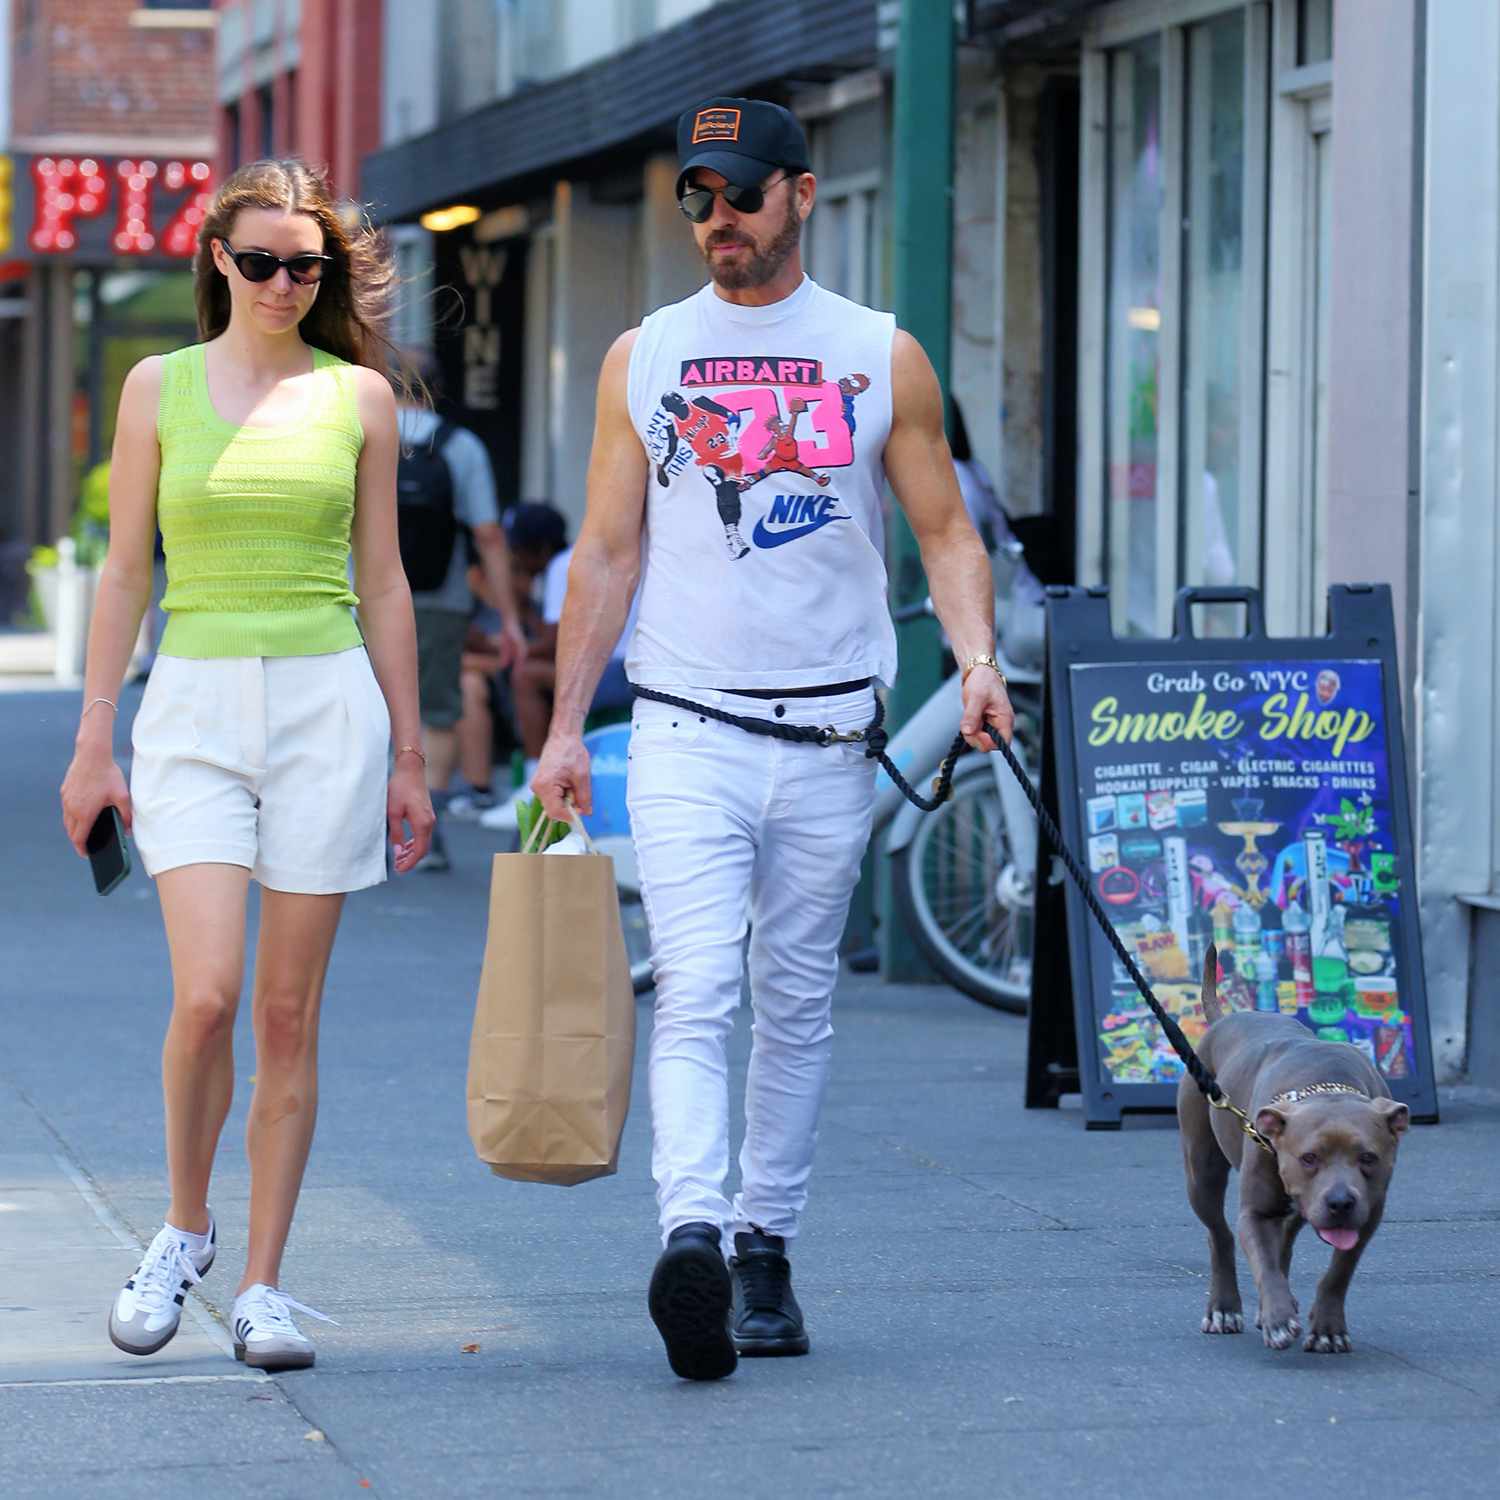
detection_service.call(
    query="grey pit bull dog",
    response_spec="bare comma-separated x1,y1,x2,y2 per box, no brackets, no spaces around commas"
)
1176,945,1409,1354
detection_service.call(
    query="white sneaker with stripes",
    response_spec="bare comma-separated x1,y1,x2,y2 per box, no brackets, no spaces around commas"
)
108,1219,216,1357
232,1283,336,1370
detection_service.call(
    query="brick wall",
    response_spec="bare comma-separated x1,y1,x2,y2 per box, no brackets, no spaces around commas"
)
11,1,216,148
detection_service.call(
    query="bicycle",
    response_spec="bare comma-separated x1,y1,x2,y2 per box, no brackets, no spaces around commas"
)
876,600,1042,1015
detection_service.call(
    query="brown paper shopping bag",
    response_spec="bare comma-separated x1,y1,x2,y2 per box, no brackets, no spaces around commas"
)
466,816,637,1185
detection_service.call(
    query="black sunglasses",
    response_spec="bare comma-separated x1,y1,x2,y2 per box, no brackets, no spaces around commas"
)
677,173,792,224
219,240,333,286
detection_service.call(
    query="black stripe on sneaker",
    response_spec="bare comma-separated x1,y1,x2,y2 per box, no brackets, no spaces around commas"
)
124,1279,135,1289
174,1292,185,1305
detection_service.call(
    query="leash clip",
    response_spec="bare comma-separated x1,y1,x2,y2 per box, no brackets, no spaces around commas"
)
1209,1090,1278,1156
819,725,866,745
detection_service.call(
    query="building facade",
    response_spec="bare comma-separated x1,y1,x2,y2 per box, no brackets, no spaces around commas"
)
214,0,382,200
361,0,1495,1083
1,0,217,571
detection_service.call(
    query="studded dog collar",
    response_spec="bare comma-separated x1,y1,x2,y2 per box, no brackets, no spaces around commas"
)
1266,1082,1370,1109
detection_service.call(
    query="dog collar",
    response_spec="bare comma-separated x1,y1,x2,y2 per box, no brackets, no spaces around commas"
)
1267,1082,1369,1109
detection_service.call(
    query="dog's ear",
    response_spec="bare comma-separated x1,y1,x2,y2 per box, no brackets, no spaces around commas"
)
1371,1097,1410,1138
1254,1106,1289,1141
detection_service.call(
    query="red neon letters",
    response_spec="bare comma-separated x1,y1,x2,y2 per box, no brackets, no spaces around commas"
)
29,156,215,257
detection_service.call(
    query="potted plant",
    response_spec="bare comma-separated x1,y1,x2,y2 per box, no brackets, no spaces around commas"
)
26,461,111,633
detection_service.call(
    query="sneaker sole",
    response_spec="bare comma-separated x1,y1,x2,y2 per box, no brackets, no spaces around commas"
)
734,1331,811,1357
648,1243,737,1381
107,1246,216,1357
234,1342,315,1371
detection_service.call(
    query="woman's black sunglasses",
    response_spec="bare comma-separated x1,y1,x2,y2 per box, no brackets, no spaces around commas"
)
677,173,791,224
219,240,333,286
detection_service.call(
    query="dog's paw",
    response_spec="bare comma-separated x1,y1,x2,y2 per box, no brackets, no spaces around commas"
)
1304,1329,1352,1354
1201,1308,1244,1335
1304,1303,1351,1354
1259,1313,1301,1350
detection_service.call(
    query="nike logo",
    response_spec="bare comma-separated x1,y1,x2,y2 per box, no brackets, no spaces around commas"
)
752,494,850,548
752,513,848,548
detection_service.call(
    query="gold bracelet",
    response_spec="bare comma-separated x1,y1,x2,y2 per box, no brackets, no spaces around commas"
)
960,653,1007,689
82,696,118,717
396,743,427,764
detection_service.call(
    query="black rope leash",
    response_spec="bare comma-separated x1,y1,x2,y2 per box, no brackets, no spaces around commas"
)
629,686,1267,1139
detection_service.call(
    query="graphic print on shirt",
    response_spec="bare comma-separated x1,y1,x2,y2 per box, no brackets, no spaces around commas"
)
643,357,871,562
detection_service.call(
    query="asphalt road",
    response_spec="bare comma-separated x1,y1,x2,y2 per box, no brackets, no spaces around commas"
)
3,681,1497,1498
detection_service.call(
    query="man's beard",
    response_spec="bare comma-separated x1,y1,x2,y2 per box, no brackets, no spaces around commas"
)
701,195,801,290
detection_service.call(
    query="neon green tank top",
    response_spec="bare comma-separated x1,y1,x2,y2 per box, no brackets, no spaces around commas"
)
155,342,365,658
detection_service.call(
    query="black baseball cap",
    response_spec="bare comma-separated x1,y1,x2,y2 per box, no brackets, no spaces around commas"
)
675,96,811,197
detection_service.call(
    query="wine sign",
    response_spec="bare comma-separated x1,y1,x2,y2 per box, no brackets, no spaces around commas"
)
1025,584,1438,1129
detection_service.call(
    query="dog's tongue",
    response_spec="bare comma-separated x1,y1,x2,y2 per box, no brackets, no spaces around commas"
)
1318,1227,1360,1251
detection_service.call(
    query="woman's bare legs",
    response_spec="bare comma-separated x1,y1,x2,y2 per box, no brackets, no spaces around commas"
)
157,863,252,1235
238,886,344,1293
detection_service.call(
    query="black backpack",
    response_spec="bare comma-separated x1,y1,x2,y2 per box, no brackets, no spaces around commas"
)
396,419,460,591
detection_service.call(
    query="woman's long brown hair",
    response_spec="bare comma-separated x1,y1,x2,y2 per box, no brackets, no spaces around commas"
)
194,157,420,399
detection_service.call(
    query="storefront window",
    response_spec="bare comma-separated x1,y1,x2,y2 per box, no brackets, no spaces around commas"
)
1181,10,1246,625
74,269,199,478
1105,36,1162,637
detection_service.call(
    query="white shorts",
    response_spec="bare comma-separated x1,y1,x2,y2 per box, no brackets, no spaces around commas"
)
130,649,390,895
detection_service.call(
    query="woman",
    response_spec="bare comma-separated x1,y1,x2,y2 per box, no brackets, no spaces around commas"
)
58,159,434,1371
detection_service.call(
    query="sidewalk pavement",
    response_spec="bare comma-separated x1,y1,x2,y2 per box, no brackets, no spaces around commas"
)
4,681,1498,1498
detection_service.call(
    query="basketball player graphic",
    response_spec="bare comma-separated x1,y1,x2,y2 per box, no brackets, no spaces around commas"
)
656,392,743,487
739,394,830,489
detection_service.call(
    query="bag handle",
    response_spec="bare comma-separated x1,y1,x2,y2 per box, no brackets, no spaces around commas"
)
562,795,598,854
519,794,598,853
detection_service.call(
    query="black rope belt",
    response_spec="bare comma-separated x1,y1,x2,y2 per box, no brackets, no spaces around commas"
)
629,683,1262,1134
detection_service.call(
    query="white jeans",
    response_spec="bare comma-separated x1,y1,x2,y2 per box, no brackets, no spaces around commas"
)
627,686,877,1247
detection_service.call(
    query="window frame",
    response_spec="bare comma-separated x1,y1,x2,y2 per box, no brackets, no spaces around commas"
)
806,168,883,309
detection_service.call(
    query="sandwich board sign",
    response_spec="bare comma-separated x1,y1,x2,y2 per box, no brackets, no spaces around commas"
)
1024,584,1439,1129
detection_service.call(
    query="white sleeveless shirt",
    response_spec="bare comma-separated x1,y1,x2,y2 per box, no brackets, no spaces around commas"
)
625,276,898,690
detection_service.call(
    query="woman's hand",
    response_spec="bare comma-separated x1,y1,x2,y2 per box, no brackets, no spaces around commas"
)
61,745,131,856
387,758,435,873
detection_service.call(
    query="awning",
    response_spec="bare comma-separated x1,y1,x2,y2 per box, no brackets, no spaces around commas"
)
362,0,880,223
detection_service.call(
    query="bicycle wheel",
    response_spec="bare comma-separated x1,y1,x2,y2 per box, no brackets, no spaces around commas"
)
892,747,1035,1014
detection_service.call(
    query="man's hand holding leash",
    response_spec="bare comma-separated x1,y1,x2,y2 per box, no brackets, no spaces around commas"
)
959,656,1014,752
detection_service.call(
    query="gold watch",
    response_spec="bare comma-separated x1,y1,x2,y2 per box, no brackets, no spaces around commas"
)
961,652,1006,688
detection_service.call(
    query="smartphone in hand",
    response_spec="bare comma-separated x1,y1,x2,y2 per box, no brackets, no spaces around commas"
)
86,805,132,895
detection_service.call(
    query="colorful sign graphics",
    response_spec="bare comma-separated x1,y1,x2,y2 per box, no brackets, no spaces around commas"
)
1068,659,1415,1088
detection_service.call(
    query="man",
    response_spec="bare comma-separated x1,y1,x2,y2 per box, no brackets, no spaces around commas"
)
533,96,1012,1381
398,372,526,871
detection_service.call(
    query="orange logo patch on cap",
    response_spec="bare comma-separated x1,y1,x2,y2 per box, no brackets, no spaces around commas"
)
692,107,741,144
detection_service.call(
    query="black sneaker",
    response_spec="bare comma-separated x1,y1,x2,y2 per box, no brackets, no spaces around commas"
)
730,1228,810,1356
647,1222,737,1381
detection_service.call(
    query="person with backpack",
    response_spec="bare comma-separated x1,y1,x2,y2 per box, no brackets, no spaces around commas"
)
396,366,525,870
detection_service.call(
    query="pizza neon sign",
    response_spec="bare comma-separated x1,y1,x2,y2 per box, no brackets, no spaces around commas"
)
28,156,214,257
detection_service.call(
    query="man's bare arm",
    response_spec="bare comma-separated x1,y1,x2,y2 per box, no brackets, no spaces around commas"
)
883,330,1012,748
532,329,648,814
